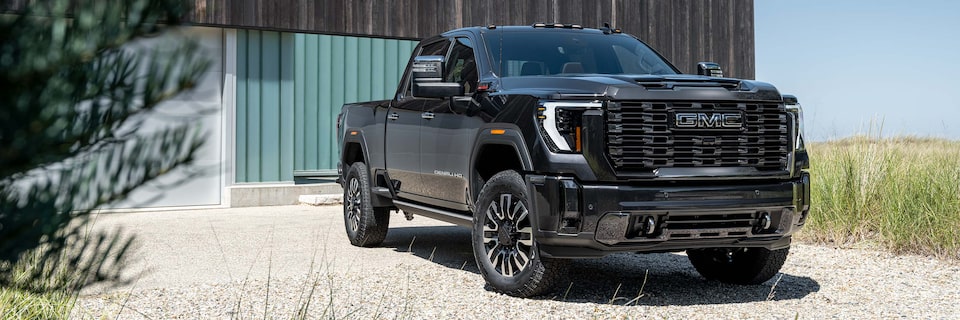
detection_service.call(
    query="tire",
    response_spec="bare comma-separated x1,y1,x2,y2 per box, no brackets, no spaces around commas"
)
343,162,390,247
687,247,789,284
471,170,565,297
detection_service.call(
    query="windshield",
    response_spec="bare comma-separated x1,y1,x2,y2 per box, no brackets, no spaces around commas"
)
483,30,678,77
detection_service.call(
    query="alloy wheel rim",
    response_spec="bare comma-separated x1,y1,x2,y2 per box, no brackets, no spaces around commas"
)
346,177,362,232
481,193,534,277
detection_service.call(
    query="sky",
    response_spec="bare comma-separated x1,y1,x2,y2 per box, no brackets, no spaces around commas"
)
754,1,960,141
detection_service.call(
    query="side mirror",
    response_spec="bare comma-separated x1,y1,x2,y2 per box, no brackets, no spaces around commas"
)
412,55,463,98
781,94,799,105
696,62,723,77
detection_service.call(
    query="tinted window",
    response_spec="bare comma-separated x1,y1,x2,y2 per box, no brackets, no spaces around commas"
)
484,31,678,77
420,39,450,56
400,39,451,99
444,38,478,94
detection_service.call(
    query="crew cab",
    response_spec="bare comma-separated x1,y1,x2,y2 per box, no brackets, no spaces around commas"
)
336,24,810,297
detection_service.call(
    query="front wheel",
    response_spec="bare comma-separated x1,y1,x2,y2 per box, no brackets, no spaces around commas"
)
471,170,565,297
687,247,789,284
343,162,390,247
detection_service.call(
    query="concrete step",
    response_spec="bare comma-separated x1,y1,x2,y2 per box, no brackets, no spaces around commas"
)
299,193,343,206
228,182,342,207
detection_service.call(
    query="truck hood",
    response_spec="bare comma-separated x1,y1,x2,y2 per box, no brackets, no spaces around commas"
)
497,74,784,101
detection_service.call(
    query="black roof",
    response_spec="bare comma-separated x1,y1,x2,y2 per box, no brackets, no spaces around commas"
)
442,24,618,37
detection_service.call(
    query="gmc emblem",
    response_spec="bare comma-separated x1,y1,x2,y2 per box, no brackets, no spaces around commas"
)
674,112,743,129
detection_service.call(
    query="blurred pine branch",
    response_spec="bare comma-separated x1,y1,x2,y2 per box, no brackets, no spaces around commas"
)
0,0,210,295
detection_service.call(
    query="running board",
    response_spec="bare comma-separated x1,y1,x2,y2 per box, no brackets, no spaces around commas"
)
393,200,473,227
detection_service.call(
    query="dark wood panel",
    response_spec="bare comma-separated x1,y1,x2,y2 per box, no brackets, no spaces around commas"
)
1,0,755,78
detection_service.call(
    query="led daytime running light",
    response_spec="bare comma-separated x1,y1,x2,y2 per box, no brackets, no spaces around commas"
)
538,101,602,152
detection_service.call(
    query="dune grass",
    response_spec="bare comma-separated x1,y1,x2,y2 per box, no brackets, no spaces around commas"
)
0,288,75,320
803,136,960,259
0,247,81,320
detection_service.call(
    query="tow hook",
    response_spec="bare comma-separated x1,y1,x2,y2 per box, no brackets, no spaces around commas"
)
755,212,772,233
642,216,657,235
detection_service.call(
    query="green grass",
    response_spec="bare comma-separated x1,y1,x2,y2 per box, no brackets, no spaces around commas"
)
0,288,75,320
0,247,81,320
804,136,960,259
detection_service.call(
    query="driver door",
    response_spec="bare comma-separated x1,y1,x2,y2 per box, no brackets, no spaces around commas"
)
384,39,449,198
419,37,484,208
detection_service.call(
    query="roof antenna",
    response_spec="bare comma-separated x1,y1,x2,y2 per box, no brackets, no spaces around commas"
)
601,22,613,34
600,22,621,34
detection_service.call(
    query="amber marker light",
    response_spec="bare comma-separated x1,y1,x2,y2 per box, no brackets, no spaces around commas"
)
491,129,506,135
575,126,582,152
350,131,358,136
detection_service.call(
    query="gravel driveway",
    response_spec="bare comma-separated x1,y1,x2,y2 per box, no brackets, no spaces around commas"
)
74,205,959,319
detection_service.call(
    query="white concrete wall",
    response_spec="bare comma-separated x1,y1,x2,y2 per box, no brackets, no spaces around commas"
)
110,26,226,209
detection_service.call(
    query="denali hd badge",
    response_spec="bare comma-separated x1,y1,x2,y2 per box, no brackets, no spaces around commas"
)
674,112,743,129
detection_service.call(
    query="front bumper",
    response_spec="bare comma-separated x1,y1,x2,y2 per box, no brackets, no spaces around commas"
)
526,172,811,258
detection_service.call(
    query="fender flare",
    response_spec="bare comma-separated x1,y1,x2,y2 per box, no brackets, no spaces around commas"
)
471,124,534,172
341,128,397,207
468,125,534,207
340,128,372,169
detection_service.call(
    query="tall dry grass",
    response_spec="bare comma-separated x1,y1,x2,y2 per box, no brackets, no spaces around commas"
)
804,136,960,259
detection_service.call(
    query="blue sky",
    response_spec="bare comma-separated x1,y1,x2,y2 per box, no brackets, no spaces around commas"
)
755,1,960,141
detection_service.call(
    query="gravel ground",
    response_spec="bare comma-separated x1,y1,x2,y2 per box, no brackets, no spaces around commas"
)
73,205,960,319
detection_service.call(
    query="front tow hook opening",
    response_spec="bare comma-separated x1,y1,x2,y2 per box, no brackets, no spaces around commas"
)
754,212,772,233
641,216,657,236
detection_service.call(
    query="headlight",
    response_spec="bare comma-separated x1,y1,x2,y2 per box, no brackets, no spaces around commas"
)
536,101,602,152
784,96,804,151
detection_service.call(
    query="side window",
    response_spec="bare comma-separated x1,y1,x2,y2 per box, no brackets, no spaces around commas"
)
400,40,450,100
444,37,478,94
421,40,450,56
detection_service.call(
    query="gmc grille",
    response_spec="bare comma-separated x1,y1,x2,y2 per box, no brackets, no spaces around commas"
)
606,101,789,172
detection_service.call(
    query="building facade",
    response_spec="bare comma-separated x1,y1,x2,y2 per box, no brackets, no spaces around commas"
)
5,0,756,208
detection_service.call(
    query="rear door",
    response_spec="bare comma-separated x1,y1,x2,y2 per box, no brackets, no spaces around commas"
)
383,98,424,197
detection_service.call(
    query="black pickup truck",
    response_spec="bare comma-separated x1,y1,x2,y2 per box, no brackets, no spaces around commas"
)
337,24,810,297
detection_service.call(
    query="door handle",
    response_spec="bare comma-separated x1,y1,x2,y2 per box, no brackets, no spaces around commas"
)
387,112,399,120
421,112,435,120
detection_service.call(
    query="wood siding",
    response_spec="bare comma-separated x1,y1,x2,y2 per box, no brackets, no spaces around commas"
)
2,0,754,78
186,0,755,79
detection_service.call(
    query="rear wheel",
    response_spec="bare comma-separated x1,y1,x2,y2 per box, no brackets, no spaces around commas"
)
343,162,390,247
471,170,565,297
687,247,789,284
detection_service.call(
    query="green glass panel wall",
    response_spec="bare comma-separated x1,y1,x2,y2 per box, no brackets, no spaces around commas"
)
236,30,417,183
